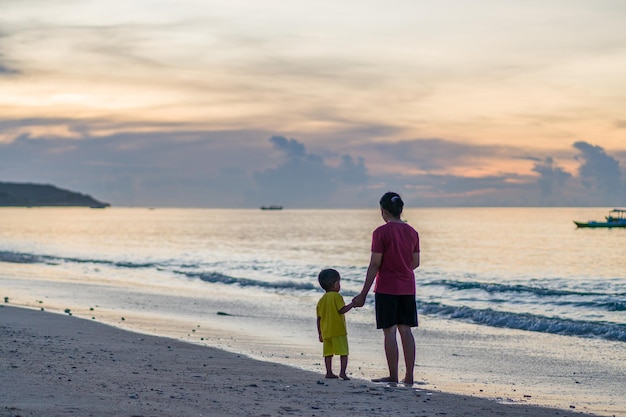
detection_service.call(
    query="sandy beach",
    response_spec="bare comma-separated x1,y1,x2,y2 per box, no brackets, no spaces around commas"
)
1,305,604,417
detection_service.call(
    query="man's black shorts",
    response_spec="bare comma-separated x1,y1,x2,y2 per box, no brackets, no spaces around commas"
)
375,293,418,329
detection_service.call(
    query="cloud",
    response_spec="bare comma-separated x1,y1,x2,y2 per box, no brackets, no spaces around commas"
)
252,136,369,207
0,63,14,74
2,124,626,208
0,128,272,207
269,135,306,159
354,139,626,207
615,120,626,129
0,130,373,208
337,154,368,185
0,48,17,75
531,157,572,197
573,141,624,203
367,138,514,172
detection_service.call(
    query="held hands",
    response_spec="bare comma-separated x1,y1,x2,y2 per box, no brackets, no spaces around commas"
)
352,293,366,308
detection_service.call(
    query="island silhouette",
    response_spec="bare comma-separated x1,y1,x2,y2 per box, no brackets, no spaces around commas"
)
0,182,109,208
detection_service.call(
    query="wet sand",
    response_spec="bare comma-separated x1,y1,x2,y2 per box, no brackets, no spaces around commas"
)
0,305,602,417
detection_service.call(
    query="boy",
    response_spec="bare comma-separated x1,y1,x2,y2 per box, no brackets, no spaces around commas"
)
316,268,354,380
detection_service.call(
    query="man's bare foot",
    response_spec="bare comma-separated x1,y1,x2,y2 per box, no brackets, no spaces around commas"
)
339,373,350,380
402,378,414,385
371,376,398,383
325,373,339,379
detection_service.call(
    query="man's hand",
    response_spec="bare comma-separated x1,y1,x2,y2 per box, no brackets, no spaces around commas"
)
352,293,366,307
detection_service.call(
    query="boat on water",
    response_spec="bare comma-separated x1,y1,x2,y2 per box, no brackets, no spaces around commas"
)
573,208,626,228
260,205,283,210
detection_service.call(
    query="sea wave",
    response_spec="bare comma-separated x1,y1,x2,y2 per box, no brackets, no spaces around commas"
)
0,250,43,264
0,250,161,269
425,279,626,297
424,279,626,314
179,271,318,291
420,302,626,343
0,249,321,292
3,249,624,343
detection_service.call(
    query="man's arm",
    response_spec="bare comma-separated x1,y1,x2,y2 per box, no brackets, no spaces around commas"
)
353,251,382,307
412,252,420,269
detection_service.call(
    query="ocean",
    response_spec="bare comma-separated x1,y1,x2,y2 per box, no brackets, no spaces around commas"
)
1,207,625,416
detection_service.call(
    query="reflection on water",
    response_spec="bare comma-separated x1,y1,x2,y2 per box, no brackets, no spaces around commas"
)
1,207,625,415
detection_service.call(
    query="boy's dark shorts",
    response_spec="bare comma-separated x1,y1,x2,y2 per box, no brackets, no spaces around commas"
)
375,293,418,329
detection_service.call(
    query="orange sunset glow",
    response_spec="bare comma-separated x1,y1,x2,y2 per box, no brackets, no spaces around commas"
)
1,0,625,207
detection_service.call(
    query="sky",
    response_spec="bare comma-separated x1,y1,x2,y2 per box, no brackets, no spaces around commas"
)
1,0,626,208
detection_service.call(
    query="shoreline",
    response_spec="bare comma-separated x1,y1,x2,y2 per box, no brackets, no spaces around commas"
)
3,265,624,416
1,305,603,417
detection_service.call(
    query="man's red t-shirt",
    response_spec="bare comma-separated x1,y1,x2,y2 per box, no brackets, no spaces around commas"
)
371,221,420,295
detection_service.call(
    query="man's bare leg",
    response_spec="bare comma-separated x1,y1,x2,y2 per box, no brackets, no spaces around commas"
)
398,325,415,384
372,326,399,383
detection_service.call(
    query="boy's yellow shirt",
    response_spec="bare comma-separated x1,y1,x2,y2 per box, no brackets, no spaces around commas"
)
316,291,347,339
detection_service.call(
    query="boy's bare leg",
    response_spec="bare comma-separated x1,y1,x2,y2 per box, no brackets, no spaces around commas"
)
324,355,338,378
372,326,399,383
398,325,415,384
339,355,350,380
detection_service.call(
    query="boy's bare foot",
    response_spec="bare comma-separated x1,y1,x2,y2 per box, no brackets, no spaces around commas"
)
325,373,339,379
339,373,350,380
371,376,398,383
